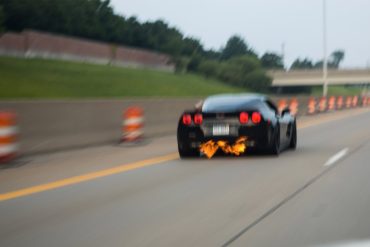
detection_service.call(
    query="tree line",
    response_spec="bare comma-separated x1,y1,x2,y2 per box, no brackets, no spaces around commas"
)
291,50,345,70
0,0,345,92
0,0,286,91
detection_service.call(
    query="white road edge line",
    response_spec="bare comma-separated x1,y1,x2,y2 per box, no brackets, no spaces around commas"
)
324,148,349,167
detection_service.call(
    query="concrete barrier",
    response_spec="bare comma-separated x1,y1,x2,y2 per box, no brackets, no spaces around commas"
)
0,99,201,156
0,95,332,157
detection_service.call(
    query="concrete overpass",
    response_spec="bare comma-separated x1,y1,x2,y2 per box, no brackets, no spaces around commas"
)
269,69,370,86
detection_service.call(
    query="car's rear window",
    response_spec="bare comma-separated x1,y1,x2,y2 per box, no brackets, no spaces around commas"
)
202,96,262,113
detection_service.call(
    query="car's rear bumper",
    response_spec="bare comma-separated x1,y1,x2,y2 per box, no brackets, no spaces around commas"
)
178,125,272,150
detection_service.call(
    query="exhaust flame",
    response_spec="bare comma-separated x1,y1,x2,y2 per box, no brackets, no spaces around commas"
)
199,136,248,159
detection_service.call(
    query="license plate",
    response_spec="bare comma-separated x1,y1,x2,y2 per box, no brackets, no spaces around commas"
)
212,124,230,136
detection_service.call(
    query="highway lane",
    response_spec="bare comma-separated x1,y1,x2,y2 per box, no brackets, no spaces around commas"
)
0,108,366,194
0,109,369,247
231,132,370,247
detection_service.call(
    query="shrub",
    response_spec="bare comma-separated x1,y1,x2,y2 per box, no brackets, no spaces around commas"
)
241,70,272,92
198,60,220,78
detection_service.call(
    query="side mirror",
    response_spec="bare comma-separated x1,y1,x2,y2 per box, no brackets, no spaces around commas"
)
281,107,290,116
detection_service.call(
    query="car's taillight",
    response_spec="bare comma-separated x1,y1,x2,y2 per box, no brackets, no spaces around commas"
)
239,112,249,124
194,113,203,125
182,114,192,125
251,112,262,124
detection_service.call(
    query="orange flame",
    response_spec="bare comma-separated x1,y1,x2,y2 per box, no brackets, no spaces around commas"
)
199,136,248,159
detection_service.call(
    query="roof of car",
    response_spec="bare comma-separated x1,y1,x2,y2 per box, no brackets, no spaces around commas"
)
201,93,267,113
205,93,266,102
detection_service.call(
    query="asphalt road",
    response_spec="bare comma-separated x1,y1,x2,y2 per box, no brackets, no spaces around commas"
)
0,109,370,247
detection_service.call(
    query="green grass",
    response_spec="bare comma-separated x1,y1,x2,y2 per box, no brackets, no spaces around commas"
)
312,85,363,96
0,56,244,99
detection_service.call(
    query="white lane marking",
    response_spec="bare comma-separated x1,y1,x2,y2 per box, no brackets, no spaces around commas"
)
324,148,349,167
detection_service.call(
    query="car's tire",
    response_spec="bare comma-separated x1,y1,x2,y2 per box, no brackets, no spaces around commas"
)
268,127,280,156
289,121,297,150
178,142,199,158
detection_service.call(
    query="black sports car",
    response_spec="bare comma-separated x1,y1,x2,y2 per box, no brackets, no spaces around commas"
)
177,94,297,158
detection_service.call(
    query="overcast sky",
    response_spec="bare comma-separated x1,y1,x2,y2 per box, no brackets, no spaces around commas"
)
111,0,370,68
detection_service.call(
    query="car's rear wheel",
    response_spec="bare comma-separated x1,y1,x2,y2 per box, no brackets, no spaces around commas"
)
268,128,280,155
289,121,297,149
178,142,199,158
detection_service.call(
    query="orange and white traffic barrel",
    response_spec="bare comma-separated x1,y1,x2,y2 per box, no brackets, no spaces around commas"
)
318,97,327,112
336,96,344,110
328,96,336,111
362,96,368,107
0,111,18,163
307,97,316,115
122,107,144,142
278,99,288,114
289,98,299,116
352,96,358,107
346,96,352,108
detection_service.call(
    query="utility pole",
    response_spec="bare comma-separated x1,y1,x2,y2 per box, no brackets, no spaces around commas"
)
281,42,286,69
323,0,328,96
